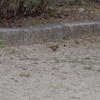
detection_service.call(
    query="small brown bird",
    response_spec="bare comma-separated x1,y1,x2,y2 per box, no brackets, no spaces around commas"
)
49,46,59,51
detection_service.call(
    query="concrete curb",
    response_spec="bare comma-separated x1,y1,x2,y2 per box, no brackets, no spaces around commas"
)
0,21,100,46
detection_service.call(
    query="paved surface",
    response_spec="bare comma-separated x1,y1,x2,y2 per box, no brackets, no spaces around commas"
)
0,21,100,45
0,37,100,100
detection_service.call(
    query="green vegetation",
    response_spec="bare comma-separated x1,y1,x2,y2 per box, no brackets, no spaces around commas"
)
53,57,60,63
85,57,91,60
0,40,3,46
0,0,100,27
0,0,100,19
20,73,30,77
84,65,92,70
0,0,55,19
97,68,100,72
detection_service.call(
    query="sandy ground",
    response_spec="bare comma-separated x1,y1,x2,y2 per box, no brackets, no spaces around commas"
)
0,38,100,100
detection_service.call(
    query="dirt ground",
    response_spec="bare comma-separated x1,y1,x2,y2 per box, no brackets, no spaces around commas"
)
0,36,100,100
